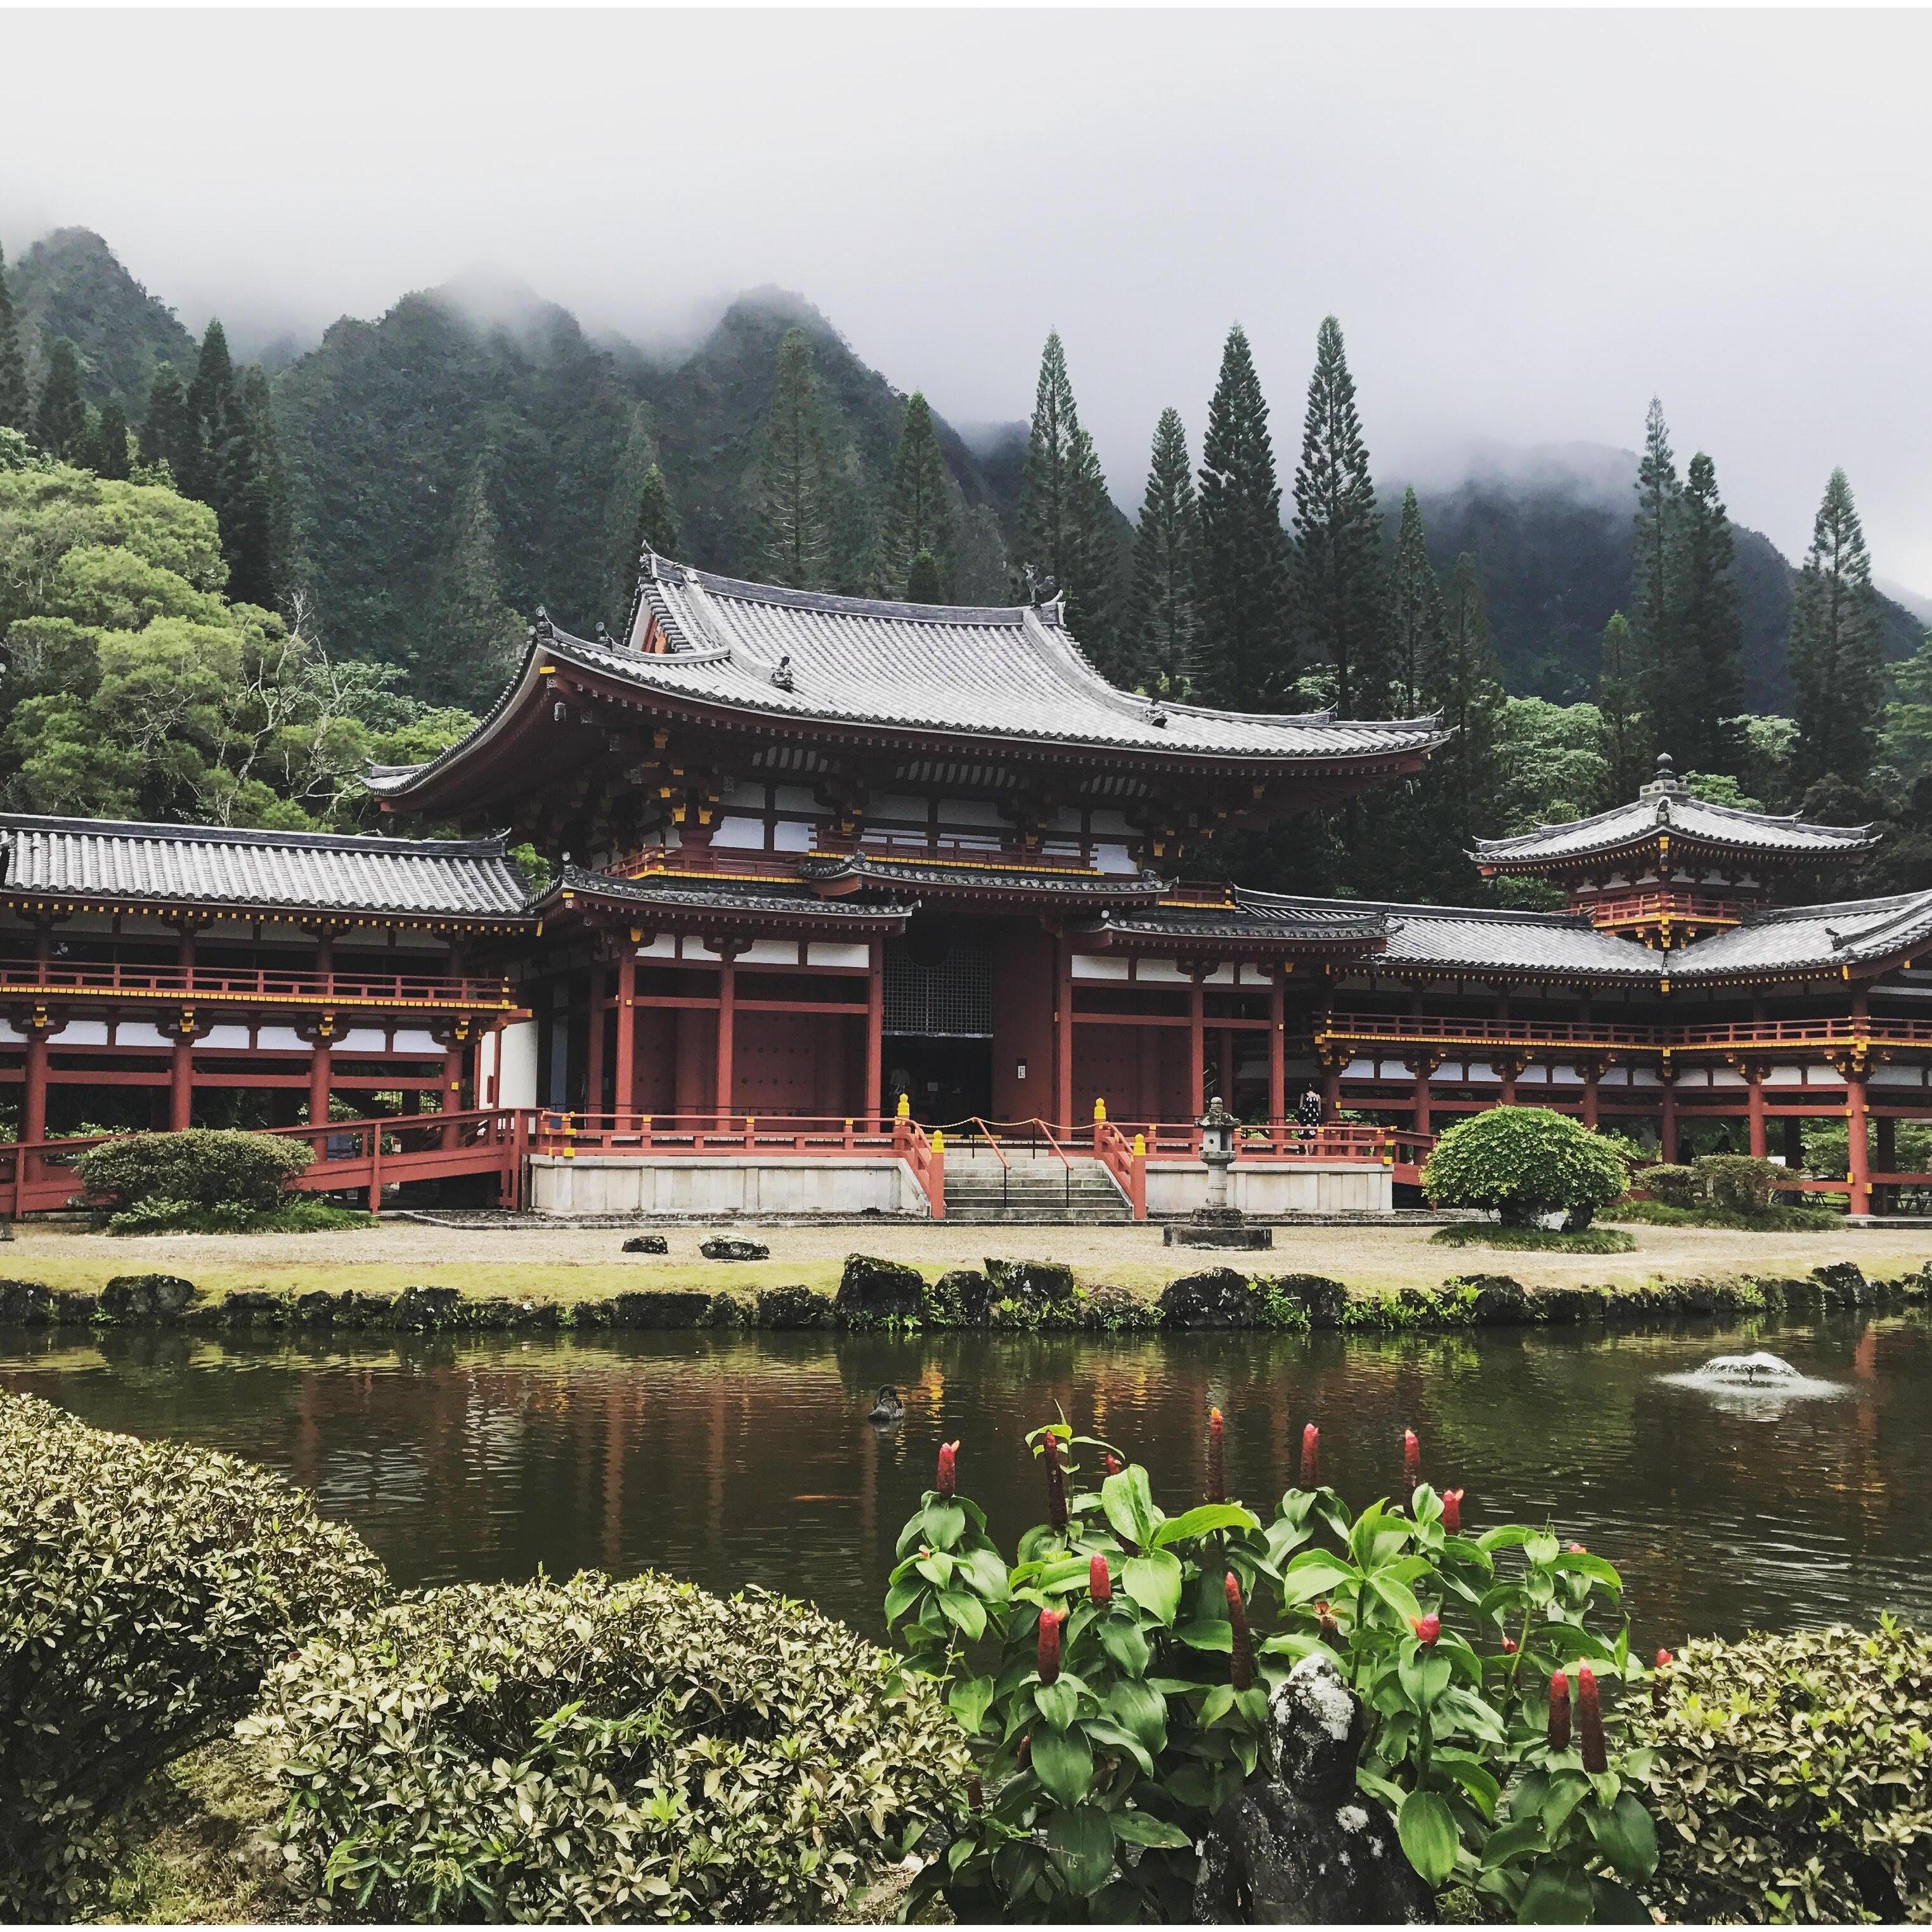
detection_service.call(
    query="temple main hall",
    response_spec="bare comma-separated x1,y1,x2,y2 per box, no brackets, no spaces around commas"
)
4,549,1928,1217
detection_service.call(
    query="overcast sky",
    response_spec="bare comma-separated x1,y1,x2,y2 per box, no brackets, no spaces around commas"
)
6,8,1930,592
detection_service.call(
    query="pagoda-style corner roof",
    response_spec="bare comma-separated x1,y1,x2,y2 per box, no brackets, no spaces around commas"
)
1472,756,1876,875
1665,889,1932,985
0,812,533,926
368,550,1448,810
541,862,914,935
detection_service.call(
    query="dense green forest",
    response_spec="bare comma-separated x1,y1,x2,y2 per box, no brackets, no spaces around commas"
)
3,225,1929,905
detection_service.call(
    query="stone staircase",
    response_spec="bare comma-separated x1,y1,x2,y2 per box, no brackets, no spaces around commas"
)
938,1139,1135,1224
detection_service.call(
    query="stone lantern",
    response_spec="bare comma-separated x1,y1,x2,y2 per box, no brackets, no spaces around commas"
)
1165,1093,1273,1249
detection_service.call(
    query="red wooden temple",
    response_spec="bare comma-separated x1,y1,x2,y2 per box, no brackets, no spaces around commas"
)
4,549,1927,1217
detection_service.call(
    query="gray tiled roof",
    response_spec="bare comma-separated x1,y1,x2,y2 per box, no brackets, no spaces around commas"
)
1474,784,1875,867
0,814,531,919
369,553,1447,794
1078,895,1389,948
800,851,1168,902
1666,890,1932,980
549,864,912,925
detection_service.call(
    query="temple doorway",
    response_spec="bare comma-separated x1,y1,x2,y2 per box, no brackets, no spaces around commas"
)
883,921,995,1125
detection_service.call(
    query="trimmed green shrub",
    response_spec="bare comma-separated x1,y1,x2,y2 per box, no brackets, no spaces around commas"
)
77,1129,313,1214
1641,1162,1704,1208
1430,1221,1636,1253
0,1391,388,1916
245,1569,971,1922
1421,1106,1631,1227
1637,1619,1932,1922
1696,1153,1783,1215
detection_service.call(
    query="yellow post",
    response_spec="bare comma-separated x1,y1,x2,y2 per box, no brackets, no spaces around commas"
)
895,1092,910,1119
1093,1096,1107,1121
931,1129,945,1152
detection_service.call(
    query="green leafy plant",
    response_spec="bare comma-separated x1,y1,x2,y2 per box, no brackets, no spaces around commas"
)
0,1391,388,1917
1422,1106,1631,1229
1637,1618,1932,1922
886,1411,1658,1920
246,1569,970,1923
77,1128,313,1214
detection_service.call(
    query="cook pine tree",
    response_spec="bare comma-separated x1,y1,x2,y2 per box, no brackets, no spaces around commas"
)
1129,405,1201,691
1674,451,1743,776
756,328,836,591
1789,467,1886,790
1595,612,1649,802
1292,316,1387,716
878,391,956,600
1016,332,1118,671
1195,323,1292,709
1387,487,1443,717
1631,397,1682,744
32,339,88,459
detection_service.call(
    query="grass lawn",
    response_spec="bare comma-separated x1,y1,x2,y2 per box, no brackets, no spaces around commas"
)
5,1214,1929,1306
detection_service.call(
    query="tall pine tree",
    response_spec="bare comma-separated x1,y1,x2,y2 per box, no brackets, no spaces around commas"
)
32,339,87,458
1595,611,1649,801
1195,325,1292,708
87,399,132,480
139,362,191,474
1387,487,1442,716
1129,406,1200,691
179,319,237,502
1631,397,1682,732
1425,554,1507,869
1789,467,1886,789
1675,451,1742,775
1016,332,1117,665
631,463,681,561
877,392,955,599
431,457,527,708
240,366,292,604
755,328,835,590
0,243,27,435
1292,316,1387,715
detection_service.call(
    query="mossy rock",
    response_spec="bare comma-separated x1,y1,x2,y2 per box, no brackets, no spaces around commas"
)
1262,1273,1348,1328
985,1258,1076,1307
1813,1262,1870,1306
392,1285,463,1330
221,1290,291,1326
699,1237,768,1262
1157,1267,1264,1329
1457,1274,1534,1324
292,1289,341,1325
926,1269,993,1326
609,1290,716,1329
54,1289,98,1325
338,1290,398,1328
0,1280,56,1324
755,1284,834,1329
1077,1283,1157,1332
622,1234,668,1255
836,1254,925,1325
1531,1285,1609,1323
97,1273,198,1324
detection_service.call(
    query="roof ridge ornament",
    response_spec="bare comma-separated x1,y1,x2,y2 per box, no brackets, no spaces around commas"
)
1639,749,1685,800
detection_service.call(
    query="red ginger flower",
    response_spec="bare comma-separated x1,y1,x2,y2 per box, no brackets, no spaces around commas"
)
1501,1635,1519,1655
1403,1429,1421,1488
1410,1612,1441,1646
1441,1488,1463,1535
1224,1572,1254,1690
1656,1647,1674,1668
936,1440,958,1498
1103,1451,1122,1478
1042,1433,1068,1532
1578,1665,1607,1773
1300,1422,1319,1488
1652,1648,1674,1713
1547,1669,1572,1750
1208,1406,1225,1504
1037,1608,1065,1685
1316,1598,1340,1642
1089,1554,1112,1603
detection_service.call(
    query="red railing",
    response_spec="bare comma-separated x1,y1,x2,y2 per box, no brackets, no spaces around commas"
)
0,963,514,1009
1585,891,1747,931
1093,1118,1146,1218
1319,1010,1932,1058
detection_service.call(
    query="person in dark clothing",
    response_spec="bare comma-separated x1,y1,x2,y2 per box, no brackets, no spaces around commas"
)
1295,1087,1323,1140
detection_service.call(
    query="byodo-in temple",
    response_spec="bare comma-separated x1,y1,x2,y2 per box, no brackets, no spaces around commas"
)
4,548,1931,1219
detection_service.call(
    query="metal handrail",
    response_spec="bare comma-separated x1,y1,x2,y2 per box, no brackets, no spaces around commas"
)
959,1117,1011,1209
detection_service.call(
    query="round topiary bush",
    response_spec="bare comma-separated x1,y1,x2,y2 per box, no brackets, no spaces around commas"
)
77,1127,313,1214
0,1391,389,1916
1637,1621,1932,1922
1695,1153,1783,1215
1421,1105,1630,1228
1640,1162,1704,1209
244,1569,972,1922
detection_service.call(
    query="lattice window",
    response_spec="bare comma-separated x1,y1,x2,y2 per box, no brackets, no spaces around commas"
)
883,935,994,1038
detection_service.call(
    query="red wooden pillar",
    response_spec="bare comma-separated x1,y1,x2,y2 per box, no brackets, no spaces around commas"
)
1847,1073,1872,1215
864,939,884,1123
585,959,606,1115
614,945,637,1127
1321,1057,1341,1118
1187,973,1205,1122
715,952,737,1122
1746,1065,1768,1158
1054,936,1074,1129
308,1033,332,1132
169,1030,194,1131
1579,1060,1601,1131
441,1036,465,1149
1268,971,1287,1124
22,1028,49,1149
1409,1055,1436,1137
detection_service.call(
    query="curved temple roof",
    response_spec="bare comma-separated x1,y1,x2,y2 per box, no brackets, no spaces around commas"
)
368,551,1447,800
1664,890,1932,982
0,814,531,921
1473,760,1875,872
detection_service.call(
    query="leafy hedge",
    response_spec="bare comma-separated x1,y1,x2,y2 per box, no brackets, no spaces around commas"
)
1421,1106,1631,1226
0,1391,388,1916
244,1569,971,1922
77,1129,312,1214
1637,1619,1932,1922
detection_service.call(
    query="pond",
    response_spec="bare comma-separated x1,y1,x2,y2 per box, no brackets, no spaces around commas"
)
4,1312,1929,1650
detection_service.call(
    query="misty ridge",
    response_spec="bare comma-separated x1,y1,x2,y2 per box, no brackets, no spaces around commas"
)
4,223,1922,723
